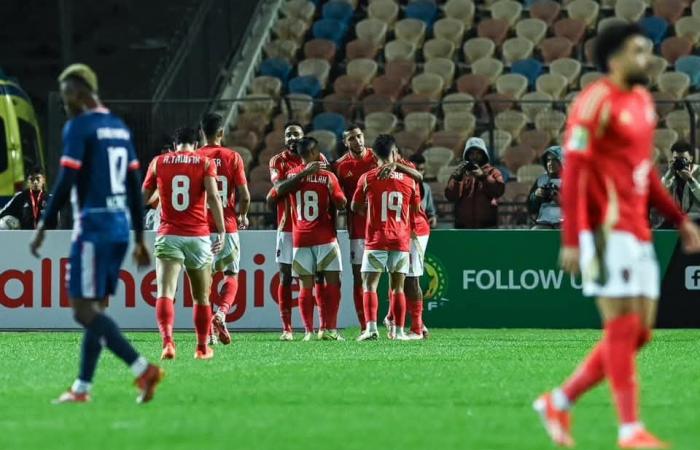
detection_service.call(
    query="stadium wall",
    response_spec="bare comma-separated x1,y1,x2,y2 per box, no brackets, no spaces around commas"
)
1,231,698,330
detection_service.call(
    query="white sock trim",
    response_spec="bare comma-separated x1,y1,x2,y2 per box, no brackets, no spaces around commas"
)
619,422,643,440
130,356,149,378
552,388,571,411
71,379,92,394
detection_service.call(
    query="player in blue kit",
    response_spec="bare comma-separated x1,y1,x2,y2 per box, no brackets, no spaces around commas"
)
29,64,164,404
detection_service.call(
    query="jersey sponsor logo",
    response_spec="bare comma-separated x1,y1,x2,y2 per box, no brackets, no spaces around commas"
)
566,126,589,152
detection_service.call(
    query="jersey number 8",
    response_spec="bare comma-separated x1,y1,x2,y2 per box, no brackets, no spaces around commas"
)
172,175,190,211
296,190,319,221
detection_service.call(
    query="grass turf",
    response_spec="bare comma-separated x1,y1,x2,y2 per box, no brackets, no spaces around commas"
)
0,329,698,450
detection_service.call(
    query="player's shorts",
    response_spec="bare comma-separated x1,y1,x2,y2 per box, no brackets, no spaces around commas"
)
350,239,365,265
361,249,410,274
211,232,240,274
154,234,213,270
579,230,659,300
292,240,343,276
407,235,430,277
68,236,129,299
275,231,293,264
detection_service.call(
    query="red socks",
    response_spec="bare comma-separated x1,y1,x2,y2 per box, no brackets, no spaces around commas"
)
315,283,326,330
193,304,212,351
353,285,366,329
218,277,238,316
299,287,315,333
324,283,341,330
407,299,423,334
391,292,406,328
562,341,605,403
603,314,642,424
278,284,293,333
155,297,174,346
363,292,379,323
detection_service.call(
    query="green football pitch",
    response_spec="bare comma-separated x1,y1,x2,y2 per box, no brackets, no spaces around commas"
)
1,329,698,450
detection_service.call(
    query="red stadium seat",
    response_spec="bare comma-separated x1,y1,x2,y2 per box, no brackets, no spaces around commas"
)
553,18,586,46
539,37,574,63
661,36,693,65
345,39,378,60
456,74,490,99
530,0,562,27
477,18,510,46
303,39,337,62
362,94,395,114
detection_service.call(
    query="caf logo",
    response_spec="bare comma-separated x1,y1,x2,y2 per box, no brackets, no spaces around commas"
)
422,254,448,302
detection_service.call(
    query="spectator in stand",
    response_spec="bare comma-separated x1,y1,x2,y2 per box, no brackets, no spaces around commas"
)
527,146,563,229
445,138,505,229
408,153,438,227
660,141,700,226
0,166,55,230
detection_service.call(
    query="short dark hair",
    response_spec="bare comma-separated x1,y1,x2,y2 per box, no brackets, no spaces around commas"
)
27,166,43,177
284,120,304,130
174,127,198,146
373,134,396,160
297,137,318,156
671,141,693,154
409,153,425,165
343,123,362,135
200,113,224,138
593,23,644,72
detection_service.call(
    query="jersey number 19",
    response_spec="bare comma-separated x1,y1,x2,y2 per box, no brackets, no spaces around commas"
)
381,191,402,222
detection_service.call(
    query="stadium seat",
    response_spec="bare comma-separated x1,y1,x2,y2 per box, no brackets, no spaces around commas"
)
659,72,691,99
372,75,404,100
432,130,467,156
251,76,283,98
263,130,285,151
463,38,496,64
312,19,348,48
520,129,552,156
580,71,603,89
482,129,513,159
424,58,456,89
395,18,427,48
477,19,510,46
503,145,536,173
264,39,299,62
322,1,354,26
530,0,561,26
346,39,378,60
289,75,322,98
550,58,582,88
444,0,476,26
496,111,528,140
249,164,271,183
240,95,276,117
281,0,317,23
496,73,529,99
694,0,700,17
597,17,627,35
661,36,693,65
400,93,434,115
355,18,388,46
423,38,456,60
368,0,399,27
584,38,596,65
675,56,700,89
386,59,417,85
675,16,700,46
471,57,504,84
502,181,532,203
516,164,546,183
385,40,416,62
365,111,398,134
236,112,268,138
347,58,378,88
654,91,676,120
298,58,331,88
521,91,553,123
666,109,691,140
307,129,338,156
333,75,365,100
281,93,314,123
234,147,254,171
639,16,669,48
615,0,647,21
502,38,534,65
259,58,293,85
442,92,475,114
516,18,548,45
303,39,337,62
274,17,310,42
456,74,491,98
654,128,679,159
404,112,438,138
539,37,574,63
553,18,586,46
362,93,394,114
434,18,465,47
653,0,686,24
437,165,457,184
567,0,599,28
535,109,567,140
423,147,454,179
511,58,544,89
313,112,347,139
229,129,260,152
491,0,523,27
536,73,568,99
394,130,427,155
405,0,439,29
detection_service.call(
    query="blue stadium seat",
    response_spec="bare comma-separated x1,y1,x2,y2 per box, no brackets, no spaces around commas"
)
322,1,354,27
313,19,348,48
289,75,323,98
639,16,669,48
511,59,543,90
313,112,347,139
676,55,700,89
405,1,439,30
259,58,293,86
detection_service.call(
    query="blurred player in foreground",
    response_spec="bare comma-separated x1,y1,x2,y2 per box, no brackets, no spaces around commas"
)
533,24,700,449
30,64,163,404
143,127,226,360
197,113,250,345
267,137,346,340
352,135,420,341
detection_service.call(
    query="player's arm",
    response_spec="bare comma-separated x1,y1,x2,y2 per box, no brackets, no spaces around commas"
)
350,174,367,215
141,159,158,210
205,161,226,236
395,162,423,182
267,161,321,206
328,172,347,210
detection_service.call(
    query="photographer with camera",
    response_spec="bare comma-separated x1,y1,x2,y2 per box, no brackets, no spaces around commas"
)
527,146,563,229
661,141,700,225
445,137,505,229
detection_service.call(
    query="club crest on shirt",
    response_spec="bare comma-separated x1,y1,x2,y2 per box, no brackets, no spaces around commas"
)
619,110,632,125
566,126,588,152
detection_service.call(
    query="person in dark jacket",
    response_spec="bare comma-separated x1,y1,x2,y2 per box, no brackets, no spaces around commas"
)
527,146,563,229
0,167,55,229
445,138,505,228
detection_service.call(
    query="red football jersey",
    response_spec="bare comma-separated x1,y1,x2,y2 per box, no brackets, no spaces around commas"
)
286,166,346,247
397,158,431,237
352,168,419,252
196,144,247,233
562,78,683,245
269,149,328,232
142,150,216,237
333,148,378,239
